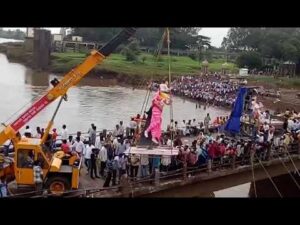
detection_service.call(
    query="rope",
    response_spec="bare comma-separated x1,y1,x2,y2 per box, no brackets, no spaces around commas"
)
254,154,283,198
154,30,167,59
278,156,300,190
140,88,150,116
250,151,257,198
285,148,300,177
166,28,174,153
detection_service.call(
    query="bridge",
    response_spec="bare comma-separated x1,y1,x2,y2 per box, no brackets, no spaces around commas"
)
86,145,300,198
140,155,300,197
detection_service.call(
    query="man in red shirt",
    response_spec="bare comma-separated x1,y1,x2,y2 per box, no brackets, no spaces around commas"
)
61,139,70,155
52,128,58,140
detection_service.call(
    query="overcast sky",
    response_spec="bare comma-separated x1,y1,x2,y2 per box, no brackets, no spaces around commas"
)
2,27,230,47
199,28,229,47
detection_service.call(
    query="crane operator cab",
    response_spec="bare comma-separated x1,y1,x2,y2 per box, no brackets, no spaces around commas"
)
14,135,82,195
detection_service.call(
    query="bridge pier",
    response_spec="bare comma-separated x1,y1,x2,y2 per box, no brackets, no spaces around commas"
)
33,29,51,70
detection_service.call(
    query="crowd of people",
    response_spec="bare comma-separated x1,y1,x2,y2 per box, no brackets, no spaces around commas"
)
171,75,238,108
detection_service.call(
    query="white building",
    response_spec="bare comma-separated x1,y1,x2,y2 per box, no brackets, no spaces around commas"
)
53,34,63,42
239,68,249,76
26,28,34,38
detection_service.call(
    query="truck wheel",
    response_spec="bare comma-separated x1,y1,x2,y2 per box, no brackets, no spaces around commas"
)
45,176,71,196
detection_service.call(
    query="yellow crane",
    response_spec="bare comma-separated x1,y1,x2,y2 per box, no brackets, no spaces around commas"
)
0,28,136,195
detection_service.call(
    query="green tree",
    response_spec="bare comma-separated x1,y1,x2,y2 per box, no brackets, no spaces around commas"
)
236,52,262,69
121,39,141,62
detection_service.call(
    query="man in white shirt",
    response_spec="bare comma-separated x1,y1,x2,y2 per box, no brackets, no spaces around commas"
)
180,120,186,136
160,80,170,93
99,145,108,177
24,125,32,138
60,124,68,141
72,137,85,156
263,122,270,142
83,142,94,174
119,121,125,139
115,139,126,156
113,124,120,138
129,118,137,137
95,133,102,150
87,123,94,140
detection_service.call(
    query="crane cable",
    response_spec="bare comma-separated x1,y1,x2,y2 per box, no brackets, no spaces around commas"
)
166,28,174,151
284,148,300,177
254,153,283,198
278,156,300,191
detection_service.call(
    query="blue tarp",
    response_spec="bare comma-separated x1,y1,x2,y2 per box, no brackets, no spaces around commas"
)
224,87,248,134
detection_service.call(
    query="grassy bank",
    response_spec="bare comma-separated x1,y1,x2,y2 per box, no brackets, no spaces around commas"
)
51,52,239,77
247,75,300,90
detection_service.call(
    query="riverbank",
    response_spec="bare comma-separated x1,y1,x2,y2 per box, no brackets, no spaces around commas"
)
0,42,237,86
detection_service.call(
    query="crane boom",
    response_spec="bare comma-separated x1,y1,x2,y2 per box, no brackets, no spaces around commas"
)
0,27,136,145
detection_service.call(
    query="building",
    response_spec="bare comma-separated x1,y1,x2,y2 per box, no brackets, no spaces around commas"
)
26,28,34,38
52,34,63,42
60,28,67,40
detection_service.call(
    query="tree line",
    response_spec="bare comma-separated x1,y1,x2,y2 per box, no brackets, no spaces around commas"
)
71,27,211,51
222,28,300,70
0,28,26,40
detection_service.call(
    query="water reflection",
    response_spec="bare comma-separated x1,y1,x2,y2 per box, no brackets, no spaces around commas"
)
25,69,49,87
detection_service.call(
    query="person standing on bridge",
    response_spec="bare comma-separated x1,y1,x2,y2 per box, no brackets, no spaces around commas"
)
103,154,113,187
72,137,85,157
91,126,97,146
83,142,94,175
90,149,100,179
88,124,94,141
99,144,108,177
60,124,68,141
204,113,211,134
0,177,8,198
24,125,32,138
119,121,125,139
33,160,43,194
